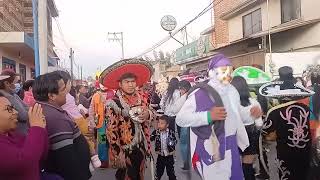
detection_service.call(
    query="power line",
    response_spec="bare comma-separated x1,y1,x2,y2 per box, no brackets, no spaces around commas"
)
134,0,224,58
53,17,70,49
52,16,82,72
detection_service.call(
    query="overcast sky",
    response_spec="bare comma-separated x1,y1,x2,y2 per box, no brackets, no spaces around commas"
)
53,0,212,77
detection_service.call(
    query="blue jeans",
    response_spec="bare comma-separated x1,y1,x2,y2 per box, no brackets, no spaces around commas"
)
179,127,190,165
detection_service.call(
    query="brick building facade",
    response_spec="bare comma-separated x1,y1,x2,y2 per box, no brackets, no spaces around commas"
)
0,0,24,32
0,0,59,80
212,0,248,47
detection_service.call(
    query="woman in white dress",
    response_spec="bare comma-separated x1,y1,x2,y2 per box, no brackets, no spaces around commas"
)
231,76,263,180
160,78,181,135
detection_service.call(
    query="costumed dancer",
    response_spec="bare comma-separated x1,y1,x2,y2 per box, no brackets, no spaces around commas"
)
176,54,251,180
260,66,314,180
88,84,114,168
101,58,154,180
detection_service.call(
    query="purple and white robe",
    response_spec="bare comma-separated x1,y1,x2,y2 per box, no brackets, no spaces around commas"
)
176,79,249,180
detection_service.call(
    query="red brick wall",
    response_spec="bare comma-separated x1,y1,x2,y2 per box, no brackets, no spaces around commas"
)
213,0,247,47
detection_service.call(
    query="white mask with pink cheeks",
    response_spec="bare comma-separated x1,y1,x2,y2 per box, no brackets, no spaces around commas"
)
208,66,233,84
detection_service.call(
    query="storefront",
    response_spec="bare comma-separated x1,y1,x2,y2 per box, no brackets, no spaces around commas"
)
175,34,216,73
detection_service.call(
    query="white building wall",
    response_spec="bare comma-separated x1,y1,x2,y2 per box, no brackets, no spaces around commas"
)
271,22,320,52
228,0,319,42
228,0,281,42
301,0,320,21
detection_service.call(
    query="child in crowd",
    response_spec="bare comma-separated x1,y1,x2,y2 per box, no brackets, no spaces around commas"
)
151,115,177,180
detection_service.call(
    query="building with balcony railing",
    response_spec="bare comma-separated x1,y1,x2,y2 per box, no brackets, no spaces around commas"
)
0,0,60,81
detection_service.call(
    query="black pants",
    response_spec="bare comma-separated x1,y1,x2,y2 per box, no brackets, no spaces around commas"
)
168,116,176,133
156,155,176,180
176,125,181,139
277,152,310,180
115,149,144,180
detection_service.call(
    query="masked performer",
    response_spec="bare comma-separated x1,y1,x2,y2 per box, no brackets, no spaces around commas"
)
176,54,256,180
260,66,314,180
101,59,154,180
88,84,114,168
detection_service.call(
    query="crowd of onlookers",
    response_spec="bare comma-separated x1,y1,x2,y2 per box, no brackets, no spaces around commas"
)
1,66,320,180
0,69,98,180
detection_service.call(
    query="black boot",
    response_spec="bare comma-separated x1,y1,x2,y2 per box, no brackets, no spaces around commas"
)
242,163,255,180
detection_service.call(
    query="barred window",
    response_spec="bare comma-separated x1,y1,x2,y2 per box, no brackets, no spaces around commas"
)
281,0,301,23
243,9,262,37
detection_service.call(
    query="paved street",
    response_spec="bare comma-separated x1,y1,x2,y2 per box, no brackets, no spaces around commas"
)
90,140,278,180
90,141,201,180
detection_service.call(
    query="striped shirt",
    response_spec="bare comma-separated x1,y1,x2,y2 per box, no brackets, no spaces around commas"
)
39,102,81,150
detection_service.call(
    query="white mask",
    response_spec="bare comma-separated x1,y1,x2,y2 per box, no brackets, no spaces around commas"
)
214,66,233,84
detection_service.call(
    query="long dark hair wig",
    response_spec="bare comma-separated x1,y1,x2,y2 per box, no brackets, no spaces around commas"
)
164,78,179,104
231,76,251,107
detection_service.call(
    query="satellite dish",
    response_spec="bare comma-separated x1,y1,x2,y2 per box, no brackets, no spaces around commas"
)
160,15,177,32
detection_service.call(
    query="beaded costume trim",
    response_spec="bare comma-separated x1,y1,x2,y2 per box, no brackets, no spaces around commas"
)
259,81,315,98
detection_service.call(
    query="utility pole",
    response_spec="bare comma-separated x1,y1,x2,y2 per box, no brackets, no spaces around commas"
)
38,0,48,74
69,48,74,85
108,32,124,59
80,66,83,83
77,64,80,82
32,0,40,76
267,0,274,77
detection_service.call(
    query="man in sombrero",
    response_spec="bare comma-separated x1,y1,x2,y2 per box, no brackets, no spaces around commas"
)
101,58,154,180
260,66,314,180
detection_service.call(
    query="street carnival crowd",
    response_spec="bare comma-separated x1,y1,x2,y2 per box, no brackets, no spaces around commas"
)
1,54,320,180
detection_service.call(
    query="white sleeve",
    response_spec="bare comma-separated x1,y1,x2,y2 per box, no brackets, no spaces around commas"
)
236,96,249,151
236,118,250,151
170,95,187,115
176,93,209,128
251,98,263,127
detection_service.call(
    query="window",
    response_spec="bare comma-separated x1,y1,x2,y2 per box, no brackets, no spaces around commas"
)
243,9,262,37
19,64,26,82
30,68,35,79
281,0,301,23
2,57,16,72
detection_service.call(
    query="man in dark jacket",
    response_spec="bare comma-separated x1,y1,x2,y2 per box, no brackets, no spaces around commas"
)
151,115,177,180
33,71,91,180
